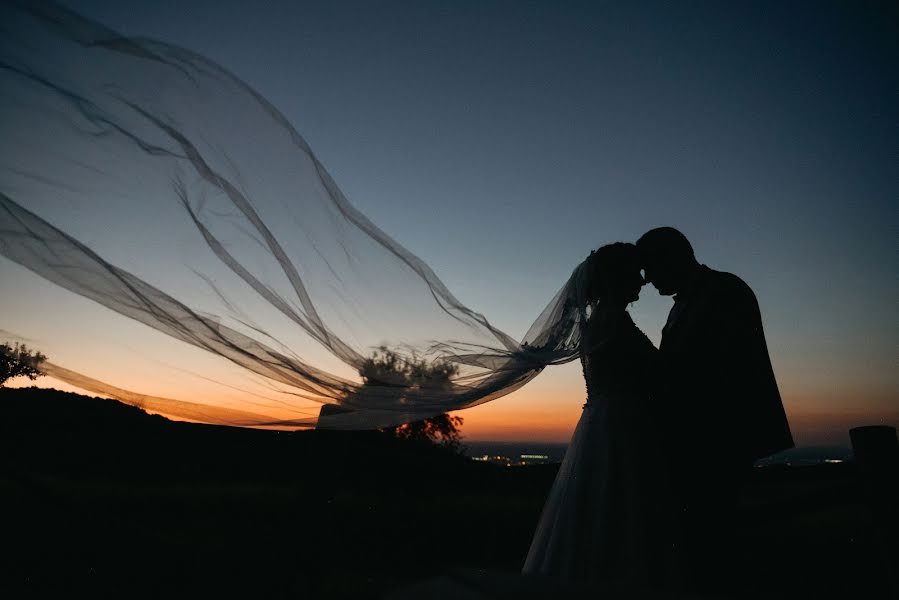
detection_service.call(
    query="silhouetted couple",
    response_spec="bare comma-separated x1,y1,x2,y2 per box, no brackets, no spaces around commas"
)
523,227,793,596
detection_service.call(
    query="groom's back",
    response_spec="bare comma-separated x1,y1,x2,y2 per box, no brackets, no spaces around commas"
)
659,266,793,465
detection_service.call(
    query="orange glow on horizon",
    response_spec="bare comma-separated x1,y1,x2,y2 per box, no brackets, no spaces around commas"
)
8,361,896,446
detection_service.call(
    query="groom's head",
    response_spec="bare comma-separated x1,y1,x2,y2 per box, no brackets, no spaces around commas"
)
636,227,699,296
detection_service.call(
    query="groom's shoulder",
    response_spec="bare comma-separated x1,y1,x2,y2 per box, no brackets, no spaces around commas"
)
703,266,758,304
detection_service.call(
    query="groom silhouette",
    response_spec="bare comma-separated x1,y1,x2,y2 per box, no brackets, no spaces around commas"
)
636,227,793,593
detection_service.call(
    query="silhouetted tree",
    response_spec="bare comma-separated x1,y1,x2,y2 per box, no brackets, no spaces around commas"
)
1,342,47,386
359,347,464,454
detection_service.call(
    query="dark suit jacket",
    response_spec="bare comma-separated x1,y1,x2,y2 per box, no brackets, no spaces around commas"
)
658,266,793,467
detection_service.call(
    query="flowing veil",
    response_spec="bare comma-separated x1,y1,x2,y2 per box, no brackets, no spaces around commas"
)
0,1,594,429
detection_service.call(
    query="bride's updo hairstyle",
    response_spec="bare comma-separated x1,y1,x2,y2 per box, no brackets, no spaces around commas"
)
585,242,640,304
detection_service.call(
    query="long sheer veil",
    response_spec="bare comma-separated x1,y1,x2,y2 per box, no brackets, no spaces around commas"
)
0,1,594,429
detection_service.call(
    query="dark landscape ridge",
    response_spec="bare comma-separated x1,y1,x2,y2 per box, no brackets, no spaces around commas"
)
1,386,852,465
1,387,894,599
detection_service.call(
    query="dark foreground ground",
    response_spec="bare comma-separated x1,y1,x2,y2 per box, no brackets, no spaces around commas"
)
1,388,895,599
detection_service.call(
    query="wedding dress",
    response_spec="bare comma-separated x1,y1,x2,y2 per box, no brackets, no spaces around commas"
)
522,306,659,588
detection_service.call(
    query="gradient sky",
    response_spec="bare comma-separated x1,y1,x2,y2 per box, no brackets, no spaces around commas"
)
3,0,896,445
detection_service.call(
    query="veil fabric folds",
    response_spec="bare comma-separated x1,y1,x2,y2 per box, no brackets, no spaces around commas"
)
0,1,592,429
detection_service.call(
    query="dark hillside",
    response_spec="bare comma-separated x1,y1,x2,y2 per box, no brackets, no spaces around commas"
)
0,387,555,598
1,387,892,599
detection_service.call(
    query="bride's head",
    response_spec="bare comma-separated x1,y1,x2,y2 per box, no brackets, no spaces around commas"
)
584,243,644,306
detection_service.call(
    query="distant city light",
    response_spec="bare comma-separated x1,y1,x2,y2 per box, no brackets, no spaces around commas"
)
470,453,553,467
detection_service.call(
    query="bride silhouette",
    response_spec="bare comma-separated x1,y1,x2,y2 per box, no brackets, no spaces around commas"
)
523,243,662,592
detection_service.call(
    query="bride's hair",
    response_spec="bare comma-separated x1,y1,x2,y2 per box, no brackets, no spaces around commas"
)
585,242,639,304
